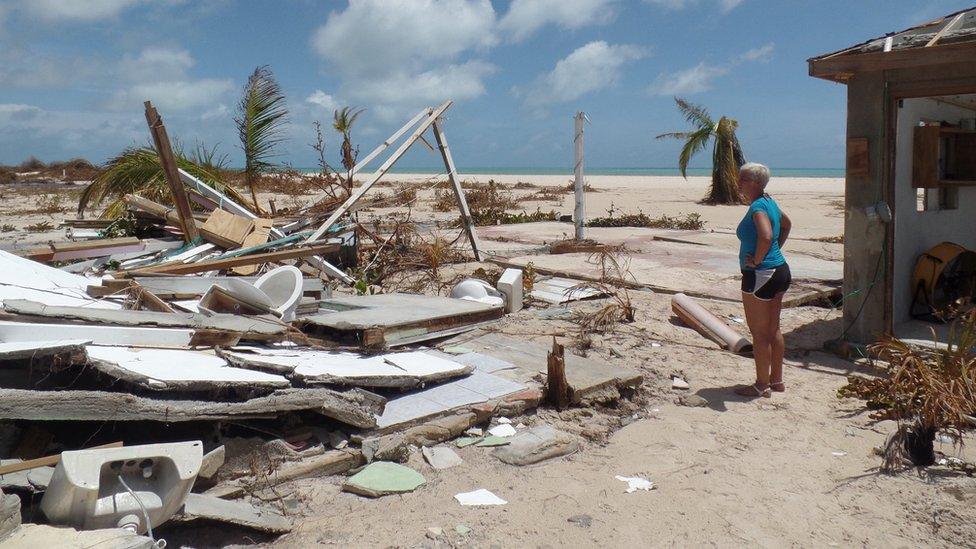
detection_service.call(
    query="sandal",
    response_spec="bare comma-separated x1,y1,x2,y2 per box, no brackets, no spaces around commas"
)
769,381,785,392
734,383,771,398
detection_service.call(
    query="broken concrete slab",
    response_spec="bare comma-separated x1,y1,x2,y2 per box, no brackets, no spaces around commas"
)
1,523,153,548
678,394,709,407
175,493,291,534
0,340,89,361
199,446,226,479
297,293,504,348
0,460,54,492
374,370,526,431
441,330,642,404
342,461,425,498
220,349,472,388
1,488,20,540
0,320,235,348
2,300,288,341
530,276,606,304
0,387,380,428
206,449,364,500
85,346,290,391
492,425,579,466
0,250,120,310
422,446,463,470
361,433,410,463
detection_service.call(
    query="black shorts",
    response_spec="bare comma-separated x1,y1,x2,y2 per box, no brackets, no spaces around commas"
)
741,263,791,300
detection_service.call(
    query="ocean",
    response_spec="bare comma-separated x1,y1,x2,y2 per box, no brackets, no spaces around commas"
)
296,167,845,178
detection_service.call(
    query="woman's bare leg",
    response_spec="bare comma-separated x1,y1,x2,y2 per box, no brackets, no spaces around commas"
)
741,292,771,387
769,292,786,390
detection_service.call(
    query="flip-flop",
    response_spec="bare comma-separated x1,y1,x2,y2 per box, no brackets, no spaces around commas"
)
734,383,771,398
769,381,785,392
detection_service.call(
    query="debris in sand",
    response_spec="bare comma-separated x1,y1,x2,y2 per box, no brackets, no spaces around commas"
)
455,437,484,448
342,462,425,498
454,489,507,506
492,425,579,466
671,376,690,390
422,446,464,470
615,475,655,493
488,424,517,437
568,514,593,528
677,394,709,408
475,436,511,447
455,524,472,535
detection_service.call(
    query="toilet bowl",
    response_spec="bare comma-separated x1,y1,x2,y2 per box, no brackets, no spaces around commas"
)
254,265,304,322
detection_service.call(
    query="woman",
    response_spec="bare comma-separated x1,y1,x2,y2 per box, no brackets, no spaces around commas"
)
734,163,791,398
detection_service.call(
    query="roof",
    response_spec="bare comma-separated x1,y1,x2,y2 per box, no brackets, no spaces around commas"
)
809,6,976,83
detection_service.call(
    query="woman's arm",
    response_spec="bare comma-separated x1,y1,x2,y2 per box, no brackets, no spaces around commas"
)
747,211,773,268
778,210,791,248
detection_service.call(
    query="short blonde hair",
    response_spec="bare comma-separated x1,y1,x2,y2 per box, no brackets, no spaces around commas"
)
739,162,770,187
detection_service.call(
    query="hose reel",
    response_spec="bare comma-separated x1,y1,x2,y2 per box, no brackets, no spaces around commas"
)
910,241,976,320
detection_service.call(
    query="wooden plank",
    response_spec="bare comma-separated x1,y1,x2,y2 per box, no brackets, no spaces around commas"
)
123,242,338,275
25,237,144,262
200,209,254,249
232,218,273,275
305,101,452,243
573,111,586,240
925,12,966,47
0,442,123,475
431,118,482,261
0,388,381,427
144,101,200,242
912,125,941,188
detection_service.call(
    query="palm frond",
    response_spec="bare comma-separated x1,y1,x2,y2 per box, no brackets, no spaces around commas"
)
707,117,745,204
236,65,288,210
78,146,246,218
674,97,713,131
677,127,712,178
655,131,695,140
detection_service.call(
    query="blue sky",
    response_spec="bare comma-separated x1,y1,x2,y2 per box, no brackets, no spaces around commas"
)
0,0,970,170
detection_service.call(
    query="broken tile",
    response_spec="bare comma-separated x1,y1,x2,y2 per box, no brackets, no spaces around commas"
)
177,493,291,534
342,462,425,498
454,488,506,506
488,424,516,437
474,436,510,447
422,446,464,470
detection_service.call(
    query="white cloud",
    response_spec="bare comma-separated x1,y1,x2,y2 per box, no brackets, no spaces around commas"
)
0,103,143,157
310,0,497,118
22,0,143,21
643,0,745,12
738,42,775,63
306,91,341,114
499,0,617,42
521,41,646,106
108,47,233,112
648,43,774,96
648,62,728,95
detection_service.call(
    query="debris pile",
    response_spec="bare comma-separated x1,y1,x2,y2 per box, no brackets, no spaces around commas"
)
0,101,643,545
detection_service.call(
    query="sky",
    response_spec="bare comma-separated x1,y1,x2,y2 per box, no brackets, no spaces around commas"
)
0,0,971,171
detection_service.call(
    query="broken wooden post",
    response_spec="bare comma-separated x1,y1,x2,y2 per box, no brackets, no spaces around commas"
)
546,337,570,409
573,111,586,241
144,101,200,242
432,118,482,261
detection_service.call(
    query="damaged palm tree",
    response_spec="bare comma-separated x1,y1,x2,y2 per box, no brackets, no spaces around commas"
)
656,97,746,205
237,65,289,214
839,308,976,472
334,106,365,196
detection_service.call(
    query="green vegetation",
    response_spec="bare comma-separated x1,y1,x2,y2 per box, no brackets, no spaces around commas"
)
588,205,705,230
236,65,289,214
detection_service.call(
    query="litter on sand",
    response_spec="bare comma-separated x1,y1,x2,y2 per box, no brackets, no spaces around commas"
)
615,475,655,493
454,489,507,506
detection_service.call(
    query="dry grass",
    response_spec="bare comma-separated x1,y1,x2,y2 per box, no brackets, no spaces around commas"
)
811,235,844,244
589,205,705,230
25,221,54,232
569,251,637,350
839,308,976,471
10,192,72,217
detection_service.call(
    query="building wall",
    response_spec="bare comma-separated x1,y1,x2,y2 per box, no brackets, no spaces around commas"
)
892,98,976,323
840,60,976,343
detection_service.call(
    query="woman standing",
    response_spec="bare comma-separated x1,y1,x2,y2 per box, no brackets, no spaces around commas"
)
734,163,791,398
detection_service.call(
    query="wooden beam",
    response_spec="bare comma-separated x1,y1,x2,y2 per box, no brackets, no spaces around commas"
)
431,118,481,261
0,442,123,475
25,237,145,262
927,96,976,113
809,41,976,81
925,12,966,47
573,111,586,241
144,101,199,242
123,242,339,275
546,337,570,410
304,101,453,244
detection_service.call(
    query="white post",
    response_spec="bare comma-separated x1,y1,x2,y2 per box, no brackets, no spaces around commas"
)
573,111,586,241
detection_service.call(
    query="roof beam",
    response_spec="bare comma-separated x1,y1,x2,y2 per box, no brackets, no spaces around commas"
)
809,41,976,81
926,12,966,47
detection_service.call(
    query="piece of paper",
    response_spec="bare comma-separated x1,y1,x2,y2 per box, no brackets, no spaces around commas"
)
454,489,507,506
615,475,654,493
488,424,517,437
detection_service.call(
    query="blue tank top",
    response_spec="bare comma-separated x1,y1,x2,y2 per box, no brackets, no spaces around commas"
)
736,194,786,271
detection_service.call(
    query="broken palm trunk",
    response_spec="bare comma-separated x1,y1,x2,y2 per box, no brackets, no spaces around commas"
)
546,338,570,409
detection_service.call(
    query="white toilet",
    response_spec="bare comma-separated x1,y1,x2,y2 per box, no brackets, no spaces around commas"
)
254,265,305,322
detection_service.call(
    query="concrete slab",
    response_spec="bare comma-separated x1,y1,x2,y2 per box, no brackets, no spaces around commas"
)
85,346,290,391
1,523,153,548
220,349,472,388
297,293,504,347
177,493,291,534
422,446,463,470
0,340,89,361
440,330,642,404
0,250,118,310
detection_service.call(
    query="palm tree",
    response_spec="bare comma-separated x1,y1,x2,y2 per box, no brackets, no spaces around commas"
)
236,65,288,213
656,98,746,205
78,144,246,219
333,106,364,194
